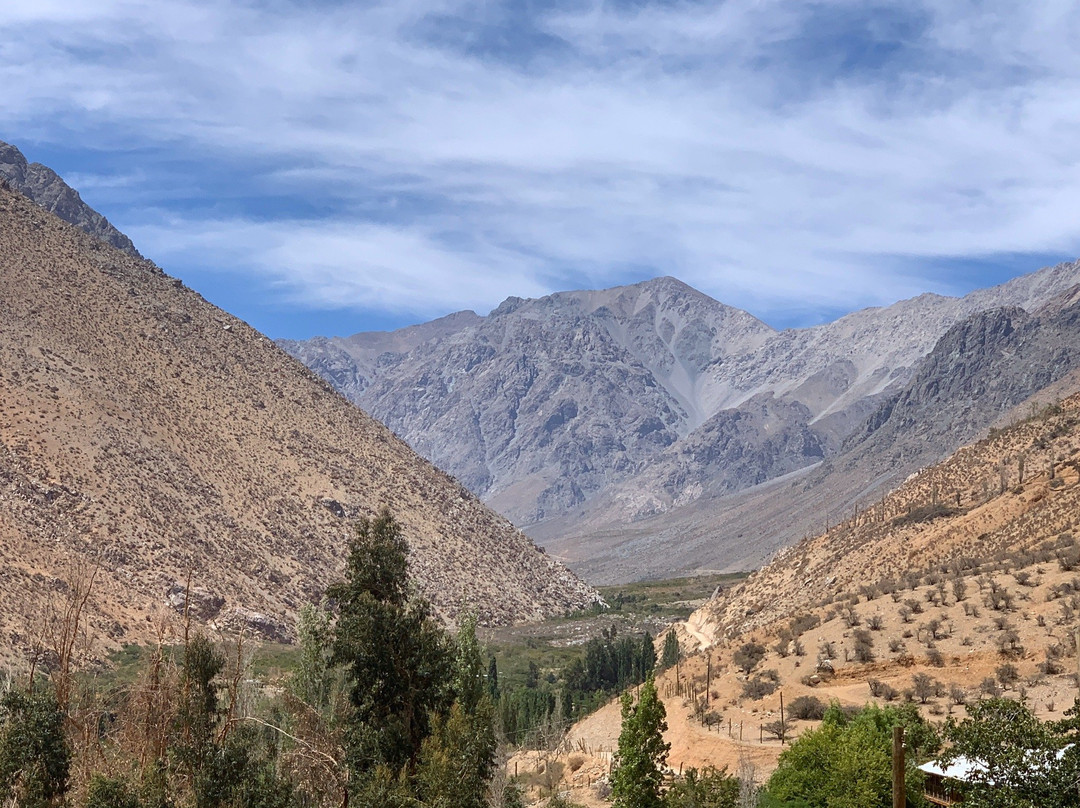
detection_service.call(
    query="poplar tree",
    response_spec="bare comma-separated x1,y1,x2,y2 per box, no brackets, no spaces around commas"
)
416,614,497,808
611,673,669,808
661,631,680,670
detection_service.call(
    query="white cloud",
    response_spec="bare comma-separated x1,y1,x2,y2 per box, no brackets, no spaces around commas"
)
3,1,1080,329
129,215,552,317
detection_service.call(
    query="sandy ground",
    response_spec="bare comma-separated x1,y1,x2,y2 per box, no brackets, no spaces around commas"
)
512,660,785,806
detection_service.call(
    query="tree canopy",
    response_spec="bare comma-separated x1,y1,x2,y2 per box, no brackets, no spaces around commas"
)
763,702,938,808
941,697,1080,808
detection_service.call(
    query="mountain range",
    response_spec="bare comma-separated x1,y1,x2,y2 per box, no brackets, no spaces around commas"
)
9,134,1080,598
283,261,1080,582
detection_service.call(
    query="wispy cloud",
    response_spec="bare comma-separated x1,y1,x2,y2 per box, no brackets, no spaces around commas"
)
3,1,1080,334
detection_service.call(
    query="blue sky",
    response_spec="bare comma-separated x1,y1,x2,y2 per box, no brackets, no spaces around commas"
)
3,1,1080,339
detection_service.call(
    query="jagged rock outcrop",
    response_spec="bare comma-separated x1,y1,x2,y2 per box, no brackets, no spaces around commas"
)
543,294,1080,583
844,296,1080,475
0,140,141,257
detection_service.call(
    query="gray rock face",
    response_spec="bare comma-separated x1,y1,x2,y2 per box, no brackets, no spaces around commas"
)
0,140,141,258
287,277,783,524
287,262,1080,536
543,291,1080,584
593,393,829,521
845,295,1080,475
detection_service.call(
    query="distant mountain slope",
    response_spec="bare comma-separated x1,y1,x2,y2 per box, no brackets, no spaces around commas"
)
287,261,1080,540
0,140,141,258
543,292,1080,582
0,184,596,662
285,277,777,523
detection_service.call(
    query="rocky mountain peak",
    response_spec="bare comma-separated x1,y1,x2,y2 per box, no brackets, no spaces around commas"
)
287,260,1080,536
0,139,141,258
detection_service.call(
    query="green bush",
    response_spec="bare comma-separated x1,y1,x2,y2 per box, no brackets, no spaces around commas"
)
0,689,70,808
86,775,140,808
664,766,738,807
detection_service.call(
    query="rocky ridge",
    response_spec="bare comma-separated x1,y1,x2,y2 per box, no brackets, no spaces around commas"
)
286,261,1080,550
541,293,1080,582
0,140,141,258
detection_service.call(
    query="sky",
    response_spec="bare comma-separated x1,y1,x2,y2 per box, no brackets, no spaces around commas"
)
3,1,1080,340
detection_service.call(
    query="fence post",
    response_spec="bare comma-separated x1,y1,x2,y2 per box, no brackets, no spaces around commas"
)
892,725,905,808
780,690,785,745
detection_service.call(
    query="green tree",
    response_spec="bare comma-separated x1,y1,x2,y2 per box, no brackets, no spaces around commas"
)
291,600,335,710
330,509,454,784
417,702,494,808
0,689,70,808
943,697,1078,808
611,673,669,808
173,633,226,808
661,631,680,670
639,632,656,679
487,656,499,701
172,634,297,808
416,615,497,808
763,702,936,808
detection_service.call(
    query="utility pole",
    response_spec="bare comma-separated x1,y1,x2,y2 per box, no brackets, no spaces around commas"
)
892,725,905,808
706,654,712,707
780,690,785,746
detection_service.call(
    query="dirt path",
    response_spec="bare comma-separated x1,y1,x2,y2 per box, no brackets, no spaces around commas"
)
681,611,715,650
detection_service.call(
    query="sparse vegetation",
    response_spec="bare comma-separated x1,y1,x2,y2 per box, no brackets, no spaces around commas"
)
733,642,767,675
741,675,779,701
787,695,826,721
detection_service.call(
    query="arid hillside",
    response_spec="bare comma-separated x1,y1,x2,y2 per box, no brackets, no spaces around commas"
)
519,391,1080,805
701,390,1080,639
0,183,597,664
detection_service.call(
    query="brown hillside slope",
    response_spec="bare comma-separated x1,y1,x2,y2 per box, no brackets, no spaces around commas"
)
0,184,597,660
698,391,1080,640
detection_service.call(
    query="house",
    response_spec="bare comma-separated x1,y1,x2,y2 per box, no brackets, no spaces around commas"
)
918,758,974,806
918,745,1073,806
